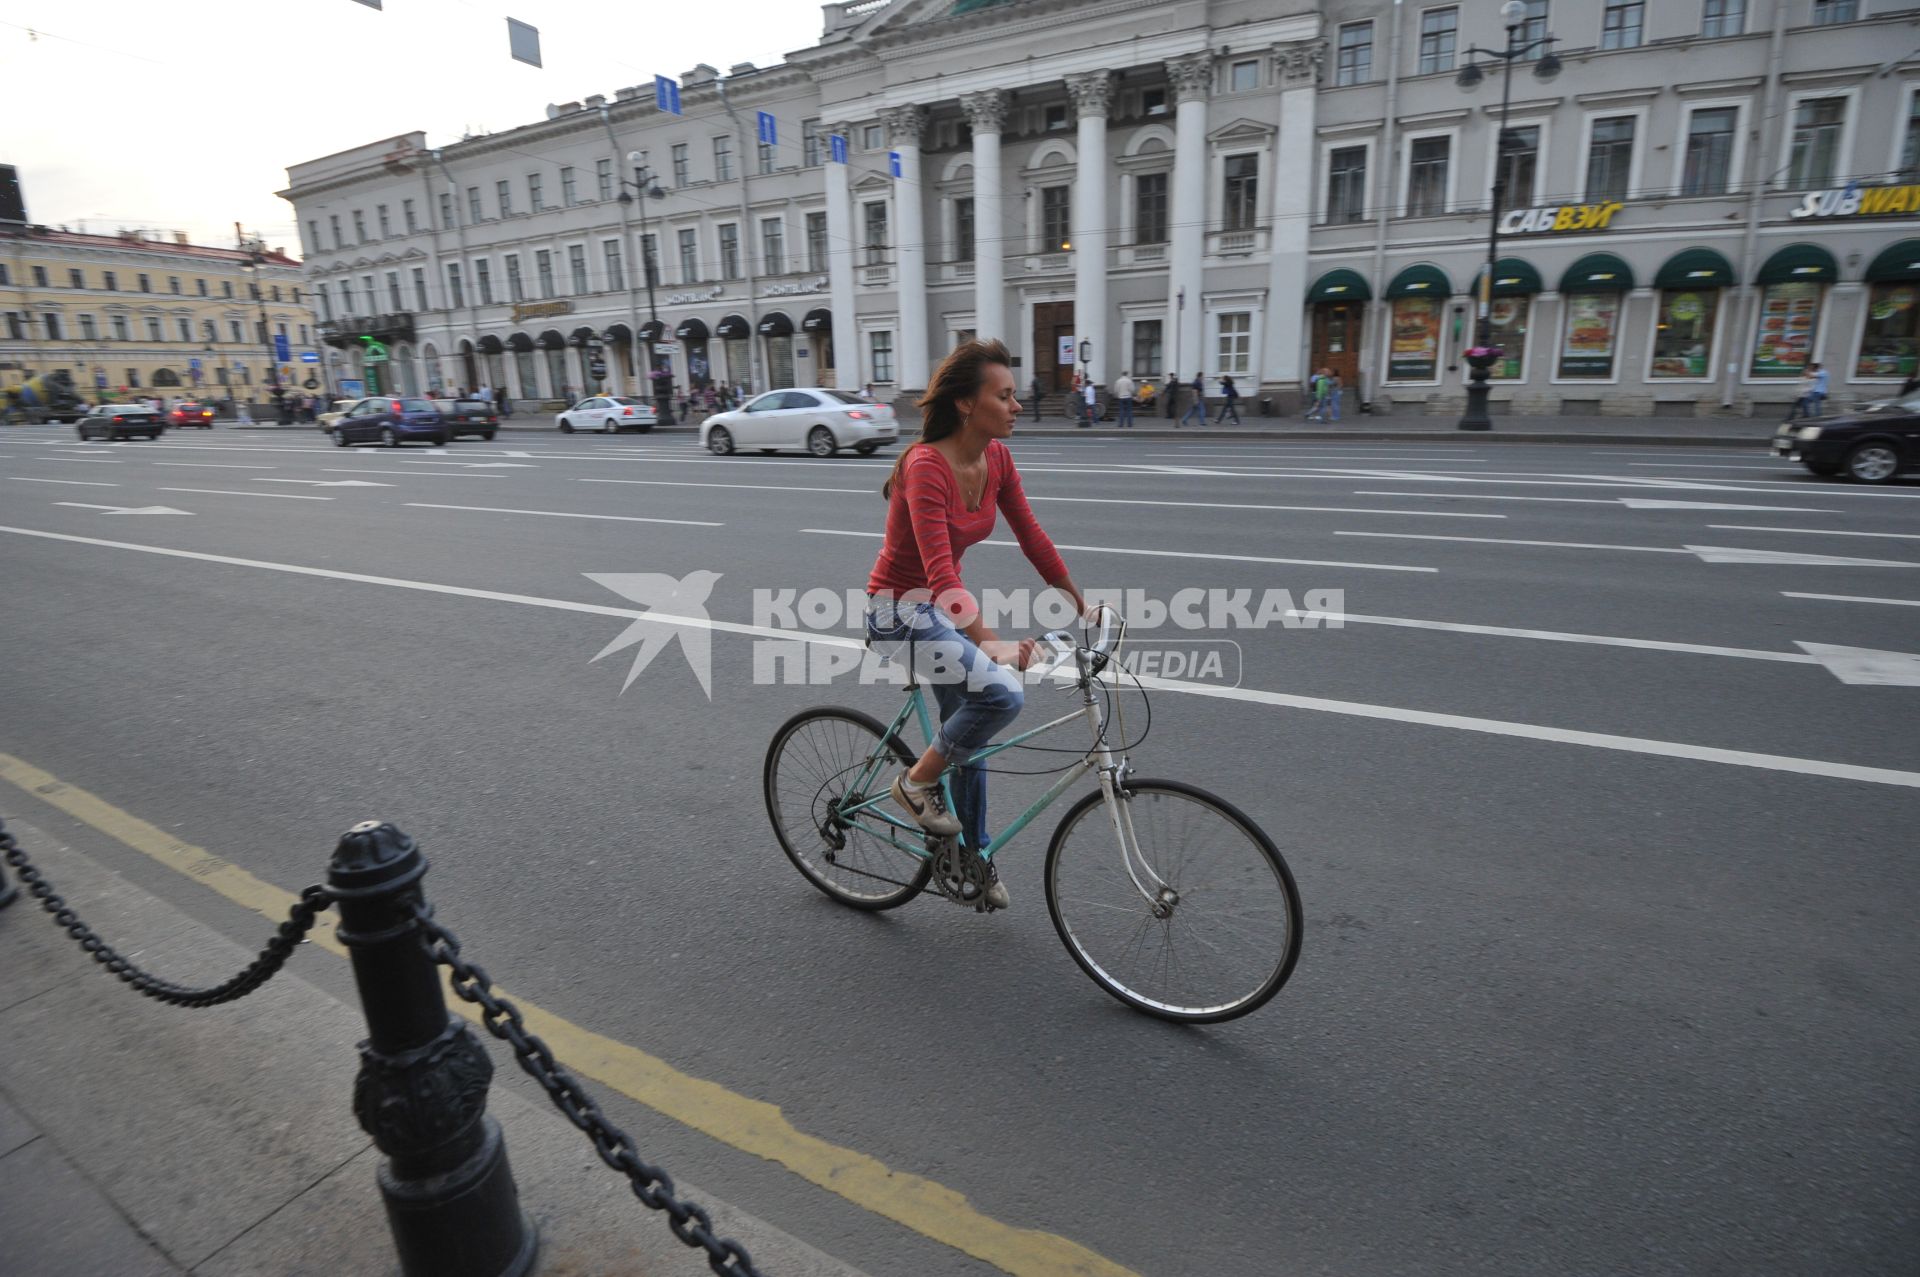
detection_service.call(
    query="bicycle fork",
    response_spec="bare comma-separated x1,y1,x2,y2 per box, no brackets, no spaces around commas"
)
1078,680,1179,919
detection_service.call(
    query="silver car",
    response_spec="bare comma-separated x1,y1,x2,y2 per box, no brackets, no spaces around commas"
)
555,395,658,433
700,388,898,457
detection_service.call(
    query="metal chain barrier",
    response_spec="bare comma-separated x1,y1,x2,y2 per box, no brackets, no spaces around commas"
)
0,817,331,1008
409,900,764,1277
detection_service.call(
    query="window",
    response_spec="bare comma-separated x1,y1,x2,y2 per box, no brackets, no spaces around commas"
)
446,264,464,309
528,172,544,212
340,279,355,314
2,311,20,339
568,244,589,294
1856,283,1919,377
1326,146,1368,224
197,278,209,297
1750,282,1822,376
137,273,150,292
271,285,281,302
1518,0,1549,57
467,187,483,223
1229,59,1259,92
537,249,556,298
761,219,785,275
439,193,454,229
641,234,659,285
125,367,140,387
110,315,129,342
862,124,883,150
315,286,331,321
1132,319,1163,377
1388,298,1442,379
718,224,741,279
561,167,578,205
1216,312,1251,374
353,210,368,242
1701,0,1744,37
79,314,97,340
1418,8,1458,75
496,180,512,218
678,229,699,282
868,330,894,382
597,158,614,201
1041,185,1071,250
330,214,343,246
1223,155,1259,231
31,265,47,286
145,316,163,341
169,276,183,295
806,213,828,273
411,267,429,312
227,320,241,343
306,220,321,252
42,313,62,340
713,137,734,182
1903,94,1920,179
1334,22,1372,86
864,201,889,265
1788,97,1845,187
1135,172,1168,242
403,198,418,232
1601,0,1643,50
1407,136,1450,217
69,267,85,289
1486,295,1531,379
1812,0,1857,24
1142,87,1168,116
1651,288,1720,377
299,325,308,345
387,271,402,311
1558,293,1622,378
223,281,234,299
506,254,524,301
953,197,975,261
1683,109,1737,196
1497,126,1540,206
1044,104,1070,131
604,240,624,291
758,138,776,175
176,318,192,342
672,144,690,186
1586,116,1635,203
475,259,493,305
803,119,822,167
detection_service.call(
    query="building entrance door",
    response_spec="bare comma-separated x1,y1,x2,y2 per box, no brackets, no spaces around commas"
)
1033,301,1075,393
1310,302,1363,394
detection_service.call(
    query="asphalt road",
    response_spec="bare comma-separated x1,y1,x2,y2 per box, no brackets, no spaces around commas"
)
2,423,1915,1276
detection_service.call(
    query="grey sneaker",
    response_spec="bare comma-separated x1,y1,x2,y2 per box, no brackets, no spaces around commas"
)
892,773,961,837
982,858,1010,910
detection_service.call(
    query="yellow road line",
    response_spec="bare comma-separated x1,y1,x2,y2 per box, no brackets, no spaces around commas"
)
0,753,1137,1277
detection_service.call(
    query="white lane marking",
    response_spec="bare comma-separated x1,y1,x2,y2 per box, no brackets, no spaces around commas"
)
155,487,332,501
801,527,1438,573
504,451,533,457
1030,494,1503,519
1337,530,1687,555
5,521,1916,788
1627,462,1785,470
1336,530,1920,566
153,462,275,470
405,503,724,527
1619,498,1838,511
1593,451,1775,458
54,503,191,515
1794,642,1920,686
1137,452,1492,462
580,478,869,495
1783,592,1920,607
319,469,504,479
257,479,395,487
7,477,119,487
1352,491,1839,512
34,457,121,464
1289,610,1816,664
1707,525,1920,540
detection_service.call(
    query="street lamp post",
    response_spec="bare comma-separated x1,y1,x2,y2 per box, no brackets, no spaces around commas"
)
617,152,676,426
1454,0,1560,431
241,250,284,420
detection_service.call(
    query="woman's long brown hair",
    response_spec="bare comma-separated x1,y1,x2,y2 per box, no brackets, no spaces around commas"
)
880,338,1013,499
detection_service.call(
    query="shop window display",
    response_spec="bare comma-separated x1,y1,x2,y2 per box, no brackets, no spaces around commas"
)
1488,297,1529,379
1748,282,1821,378
1388,297,1442,381
1558,293,1621,378
1854,283,1919,379
1651,290,1719,378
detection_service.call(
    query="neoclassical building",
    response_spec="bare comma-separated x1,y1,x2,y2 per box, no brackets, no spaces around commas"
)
281,0,1907,415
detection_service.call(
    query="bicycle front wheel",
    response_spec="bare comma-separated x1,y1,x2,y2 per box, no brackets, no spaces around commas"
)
1044,778,1302,1023
764,706,932,910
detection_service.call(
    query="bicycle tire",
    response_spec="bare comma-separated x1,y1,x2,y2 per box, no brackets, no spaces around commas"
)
764,706,932,910
1044,778,1302,1023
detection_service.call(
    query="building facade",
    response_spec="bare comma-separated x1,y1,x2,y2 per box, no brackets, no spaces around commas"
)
280,0,1911,415
0,224,314,402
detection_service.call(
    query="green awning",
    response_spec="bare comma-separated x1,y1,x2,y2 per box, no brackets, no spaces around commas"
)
1864,240,1920,283
1474,257,1543,297
1756,243,1839,286
1560,253,1635,293
1306,268,1371,303
1654,248,1737,289
1385,263,1452,299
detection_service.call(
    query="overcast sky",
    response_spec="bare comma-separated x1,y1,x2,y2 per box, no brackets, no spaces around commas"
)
0,0,826,256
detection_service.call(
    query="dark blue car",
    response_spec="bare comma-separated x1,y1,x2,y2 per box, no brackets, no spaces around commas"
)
331,397,450,447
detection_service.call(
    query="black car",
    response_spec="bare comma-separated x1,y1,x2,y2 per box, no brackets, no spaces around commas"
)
77,404,165,441
1772,392,1920,484
331,397,450,447
429,398,499,441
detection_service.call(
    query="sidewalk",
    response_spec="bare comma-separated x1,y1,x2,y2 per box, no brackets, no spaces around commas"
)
0,818,866,1277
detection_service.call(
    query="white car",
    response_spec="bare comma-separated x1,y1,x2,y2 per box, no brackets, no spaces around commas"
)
555,395,657,433
700,388,898,457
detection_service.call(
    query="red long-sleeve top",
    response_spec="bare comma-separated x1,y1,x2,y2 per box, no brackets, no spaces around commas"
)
867,440,1068,623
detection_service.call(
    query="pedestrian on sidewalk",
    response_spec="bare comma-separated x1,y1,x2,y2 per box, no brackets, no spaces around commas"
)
235,399,254,425
1213,375,1241,425
1179,371,1207,428
1163,373,1178,419
1304,368,1330,421
1112,370,1136,428
1080,378,1097,428
1030,375,1044,421
498,388,513,417
1327,371,1344,422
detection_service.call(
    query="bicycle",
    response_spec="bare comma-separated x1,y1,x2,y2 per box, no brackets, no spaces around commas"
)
762,607,1304,1023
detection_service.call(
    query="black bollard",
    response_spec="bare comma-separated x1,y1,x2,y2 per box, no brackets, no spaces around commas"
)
330,821,536,1277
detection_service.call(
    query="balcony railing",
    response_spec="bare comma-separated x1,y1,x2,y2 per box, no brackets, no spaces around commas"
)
1206,227,1267,256
318,314,415,348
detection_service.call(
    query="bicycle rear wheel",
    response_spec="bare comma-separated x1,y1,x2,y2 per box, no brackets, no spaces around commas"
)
1044,778,1302,1023
764,706,932,910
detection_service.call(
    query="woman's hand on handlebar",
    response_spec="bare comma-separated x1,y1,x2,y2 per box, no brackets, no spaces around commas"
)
982,637,1040,670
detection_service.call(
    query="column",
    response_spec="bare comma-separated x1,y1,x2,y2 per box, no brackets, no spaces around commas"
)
883,106,931,392
1067,72,1113,386
961,90,1009,346
1166,53,1211,385
825,121,857,386
1262,41,1324,392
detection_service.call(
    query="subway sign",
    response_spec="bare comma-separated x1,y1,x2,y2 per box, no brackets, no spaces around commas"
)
1790,182,1920,219
1499,201,1624,234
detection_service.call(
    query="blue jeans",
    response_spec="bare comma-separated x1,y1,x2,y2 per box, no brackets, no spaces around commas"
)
1115,398,1134,427
1179,396,1206,426
1215,399,1240,425
865,598,1025,853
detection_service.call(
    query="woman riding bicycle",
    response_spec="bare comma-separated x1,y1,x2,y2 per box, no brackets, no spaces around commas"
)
865,339,1085,908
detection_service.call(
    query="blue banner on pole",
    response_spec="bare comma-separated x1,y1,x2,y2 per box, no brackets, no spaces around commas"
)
829,134,848,164
274,333,291,363
889,150,902,178
654,75,681,115
756,111,777,147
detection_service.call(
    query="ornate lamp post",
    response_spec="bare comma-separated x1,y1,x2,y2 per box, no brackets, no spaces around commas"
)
617,153,675,426
1454,0,1560,431
241,250,284,416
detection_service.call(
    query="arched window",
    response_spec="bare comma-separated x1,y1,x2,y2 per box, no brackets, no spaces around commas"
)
152,368,182,387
